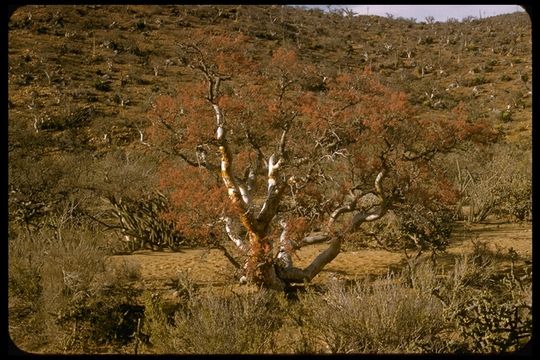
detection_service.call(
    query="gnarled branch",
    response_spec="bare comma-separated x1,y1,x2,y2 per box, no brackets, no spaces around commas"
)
277,168,391,284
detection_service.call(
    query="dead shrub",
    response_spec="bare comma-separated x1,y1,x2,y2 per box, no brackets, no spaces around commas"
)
300,272,447,353
8,213,144,353
142,289,284,354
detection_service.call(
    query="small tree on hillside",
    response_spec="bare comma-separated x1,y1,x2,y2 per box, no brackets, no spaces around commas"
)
148,33,495,290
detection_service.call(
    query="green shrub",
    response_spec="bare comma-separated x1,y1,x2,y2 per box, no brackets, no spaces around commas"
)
500,110,512,122
455,286,531,352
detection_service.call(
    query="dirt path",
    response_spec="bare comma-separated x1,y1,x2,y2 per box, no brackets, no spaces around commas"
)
107,222,532,291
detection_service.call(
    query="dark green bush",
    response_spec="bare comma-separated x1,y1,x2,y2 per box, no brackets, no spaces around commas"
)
94,79,112,92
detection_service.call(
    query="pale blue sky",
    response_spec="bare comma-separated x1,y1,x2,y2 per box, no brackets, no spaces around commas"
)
311,5,526,22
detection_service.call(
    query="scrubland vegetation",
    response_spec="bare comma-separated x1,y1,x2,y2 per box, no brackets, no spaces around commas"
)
8,5,531,354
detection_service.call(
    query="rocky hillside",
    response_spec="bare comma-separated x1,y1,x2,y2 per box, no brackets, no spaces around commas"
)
8,5,531,217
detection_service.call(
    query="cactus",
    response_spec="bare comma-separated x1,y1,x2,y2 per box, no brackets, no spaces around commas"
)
107,192,191,252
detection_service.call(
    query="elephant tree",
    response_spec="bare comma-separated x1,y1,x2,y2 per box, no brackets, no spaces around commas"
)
148,33,494,290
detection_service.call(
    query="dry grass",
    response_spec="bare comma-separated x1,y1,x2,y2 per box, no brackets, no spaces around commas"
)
142,288,284,354
9,219,531,354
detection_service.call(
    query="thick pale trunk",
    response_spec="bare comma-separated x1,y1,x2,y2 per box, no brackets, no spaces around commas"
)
274,169,391,285
277,236,342,283
244,229,285,290
260,263,286,291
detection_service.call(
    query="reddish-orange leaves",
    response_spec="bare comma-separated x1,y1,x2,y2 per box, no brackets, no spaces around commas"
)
147,30,497,256
270,48,299,76
287,216,310,243
158,161,226,239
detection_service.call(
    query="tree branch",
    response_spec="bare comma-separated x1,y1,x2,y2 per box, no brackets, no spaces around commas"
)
295,232,330,248
278,126,289,158
349,169,391,232
196,69,255,231
277,168,392,284
256,154,288,228
211,243,242,270
276,236,342,283
177,151,220,173
221,216,249,252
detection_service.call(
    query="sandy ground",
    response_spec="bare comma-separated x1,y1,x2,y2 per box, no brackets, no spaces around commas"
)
107,222,532,291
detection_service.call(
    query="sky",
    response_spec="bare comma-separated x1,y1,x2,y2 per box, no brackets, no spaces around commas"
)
321,5,526,22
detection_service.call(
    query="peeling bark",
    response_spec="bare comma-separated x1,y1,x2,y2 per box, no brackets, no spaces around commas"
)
276,220,293,268
207,76,257,236
296,232,330,248
277,236,342,283
256,154,289,231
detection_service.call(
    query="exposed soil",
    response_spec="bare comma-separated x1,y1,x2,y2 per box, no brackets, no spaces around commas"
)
107,222,532,294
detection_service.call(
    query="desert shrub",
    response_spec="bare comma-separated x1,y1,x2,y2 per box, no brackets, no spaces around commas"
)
496,177,531,222
143,289,284,354
94,78,112,92
297,252,531,354
105,192,191,252
54,261,143,353
8,231,47,308
279,298,323,353
399,206,453,254
430,247,532,353
500,109,512,122
35,107,95,132
8,210,145,353
452,144,531,223
451,257,532,353
166,270,199,302
433,248,504,313
8,218,99,351
462,75,489,87
359,205,453,258
455,288,531,353
301,272,447,353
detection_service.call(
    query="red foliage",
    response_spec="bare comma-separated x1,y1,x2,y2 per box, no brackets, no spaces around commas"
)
270,47,300,78
146,32,496,274
158,160,227,240
287,216,310,243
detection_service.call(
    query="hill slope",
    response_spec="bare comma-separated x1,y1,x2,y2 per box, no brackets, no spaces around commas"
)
8,5,531,222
